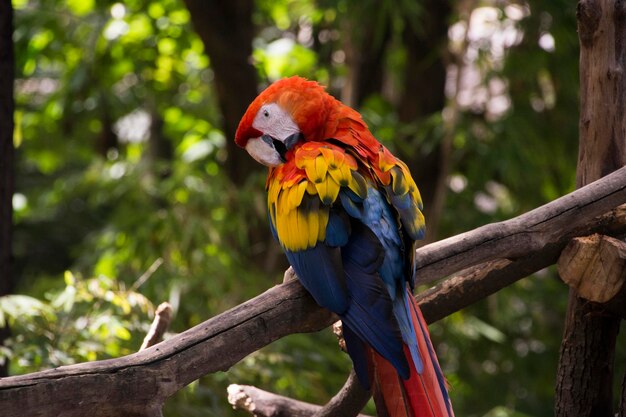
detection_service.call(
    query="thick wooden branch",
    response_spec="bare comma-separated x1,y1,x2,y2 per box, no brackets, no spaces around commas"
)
0,281,335,417
0,172,625,416
413,165,626,285
418,204,624,323
228,206,626,417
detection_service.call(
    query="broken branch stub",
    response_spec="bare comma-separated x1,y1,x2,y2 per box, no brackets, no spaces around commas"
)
558,234,626,303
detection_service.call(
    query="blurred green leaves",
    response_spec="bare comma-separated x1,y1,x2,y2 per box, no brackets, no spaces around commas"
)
0,272,153,373
255,38,318,81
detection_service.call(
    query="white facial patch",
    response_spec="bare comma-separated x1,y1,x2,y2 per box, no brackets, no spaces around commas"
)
245,137,283,167
252,102,300,142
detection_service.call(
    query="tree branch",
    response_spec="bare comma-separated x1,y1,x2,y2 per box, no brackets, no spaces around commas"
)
555,1,626,414
227,371,372,417
227,384,326,417
557,234,626,304
230,200,626,417
310,370,371,417
0,281,335,417
420,203,626,323
413,165,626,285
228,203,626,417
0,171,625,416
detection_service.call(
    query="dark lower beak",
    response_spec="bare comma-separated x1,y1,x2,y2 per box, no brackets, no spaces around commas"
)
261,135,299,162
272,138,288,162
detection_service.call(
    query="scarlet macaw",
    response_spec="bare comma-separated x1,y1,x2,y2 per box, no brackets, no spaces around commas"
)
235,76,454,417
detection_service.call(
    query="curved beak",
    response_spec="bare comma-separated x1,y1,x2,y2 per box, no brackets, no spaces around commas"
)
244,136,284,167
244,132,303,167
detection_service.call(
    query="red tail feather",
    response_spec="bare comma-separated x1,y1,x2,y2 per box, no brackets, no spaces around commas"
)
370,295,454,417
371,350,412,417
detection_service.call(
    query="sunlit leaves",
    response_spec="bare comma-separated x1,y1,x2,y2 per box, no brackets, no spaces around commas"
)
254,38,318,81
0,295,52,328
256,0,322,30
65,0,94,16
0,273,153,373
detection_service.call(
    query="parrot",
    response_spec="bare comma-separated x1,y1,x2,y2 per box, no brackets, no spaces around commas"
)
235,76,454,417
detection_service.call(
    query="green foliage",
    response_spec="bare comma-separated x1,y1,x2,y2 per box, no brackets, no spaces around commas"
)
9,0,606,416
432,271,567,416
0,272,152,373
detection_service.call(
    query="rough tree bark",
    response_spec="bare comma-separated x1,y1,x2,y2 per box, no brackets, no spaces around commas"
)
0,0,15,378
182,0,260,186
555,1,626,416
0,171,625,417
0,280,336,417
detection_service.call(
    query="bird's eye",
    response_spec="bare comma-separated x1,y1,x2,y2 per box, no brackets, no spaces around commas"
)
263,109,270,118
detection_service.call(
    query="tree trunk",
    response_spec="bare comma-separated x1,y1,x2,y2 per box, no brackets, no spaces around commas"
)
183,0,283,270
340,8,391,108
0,0,15,378
95,107,118,157
396,0,452,241
555,1,626,415
183,0,260,186
146,109,173,179
621,370,626,417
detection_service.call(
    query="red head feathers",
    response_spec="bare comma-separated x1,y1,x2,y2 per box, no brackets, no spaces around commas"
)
235,76,337,147
234,76,397,175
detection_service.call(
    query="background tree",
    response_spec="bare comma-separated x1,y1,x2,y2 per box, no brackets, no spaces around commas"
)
0,0,15,378
556,0,626,414
3,0,621,416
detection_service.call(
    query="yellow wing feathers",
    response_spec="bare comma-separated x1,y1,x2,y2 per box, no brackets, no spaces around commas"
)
268,142,365,251
268,141,424,250
390,161,422,208
296,142,365,204
387,161,426,240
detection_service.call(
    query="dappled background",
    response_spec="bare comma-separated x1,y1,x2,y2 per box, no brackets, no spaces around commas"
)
5,0,616,415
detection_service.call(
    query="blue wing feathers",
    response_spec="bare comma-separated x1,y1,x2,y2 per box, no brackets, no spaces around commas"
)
340,223,383,273
285,246,349,314
338,189,364,218
342,324,371,389
341,222,409,380
325,209,351,247
400,292,423,372
285,178,428,386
